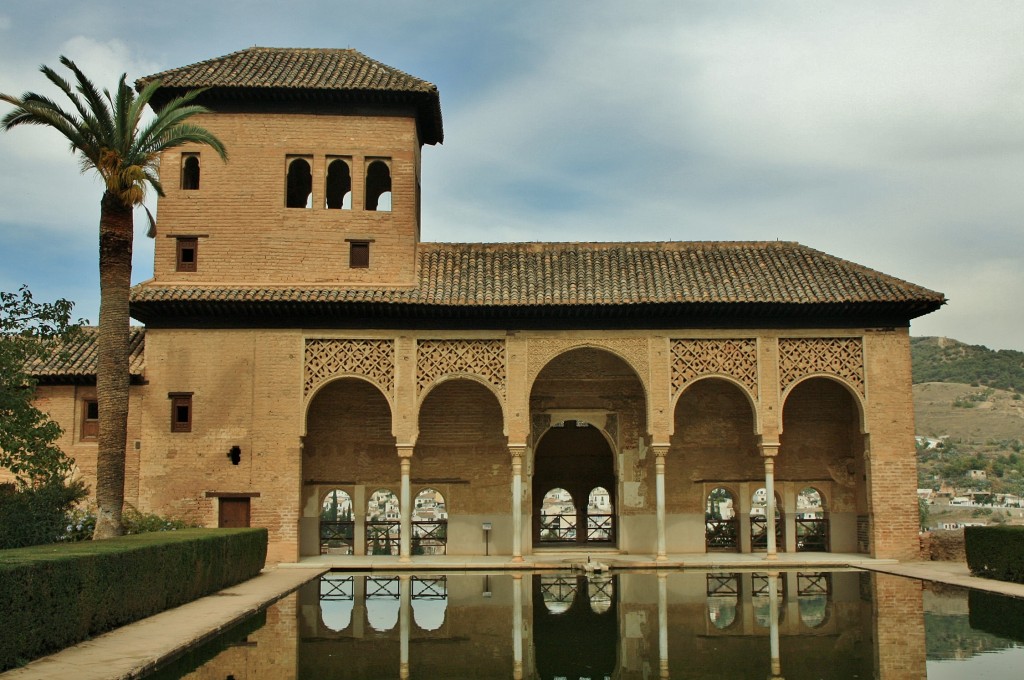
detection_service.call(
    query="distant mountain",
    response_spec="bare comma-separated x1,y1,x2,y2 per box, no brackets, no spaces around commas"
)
911,337,1024,393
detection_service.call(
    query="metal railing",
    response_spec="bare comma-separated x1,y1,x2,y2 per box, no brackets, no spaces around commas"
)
796,517,830,552
412,520,448,555
586,514,615,542
539,514,577,542
366,520,400,555
750,515,784,551
705,518,739,551
319,520,355,555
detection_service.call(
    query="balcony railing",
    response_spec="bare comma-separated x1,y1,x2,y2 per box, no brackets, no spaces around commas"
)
539,514,577,542
750,515,784,551
319,520,355,555
586,514,615,542
412,520,448,555
366,520,400,555
705,518,739,551
796,517,830,552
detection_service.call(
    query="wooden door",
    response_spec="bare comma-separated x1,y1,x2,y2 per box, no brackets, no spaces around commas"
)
219,497,251,528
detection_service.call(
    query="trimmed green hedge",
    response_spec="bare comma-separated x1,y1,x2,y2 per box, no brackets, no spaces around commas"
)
969,589,1024,642
0,528,267,671
965,525,1024,583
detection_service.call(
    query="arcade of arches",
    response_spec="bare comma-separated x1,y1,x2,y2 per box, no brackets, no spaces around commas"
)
297,334,910,562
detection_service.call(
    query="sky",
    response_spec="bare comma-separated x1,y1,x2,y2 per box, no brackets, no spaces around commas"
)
0,1,1022,350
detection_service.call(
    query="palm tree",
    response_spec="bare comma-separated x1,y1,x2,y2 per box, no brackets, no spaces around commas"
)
1,56,227,538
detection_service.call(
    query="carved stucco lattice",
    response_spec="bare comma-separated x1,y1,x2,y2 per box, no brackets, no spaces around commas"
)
417,339,507,397
779,337,865,396
526,337,650,393
670,338,758,401
304,339,394,398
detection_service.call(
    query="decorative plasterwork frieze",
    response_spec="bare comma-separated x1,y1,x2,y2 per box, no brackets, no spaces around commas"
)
304,339,395,398
670,338,758,402
417,339,507,398
778,337,865,396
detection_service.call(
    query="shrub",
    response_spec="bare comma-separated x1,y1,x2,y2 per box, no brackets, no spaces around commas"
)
56,505,198,542
0,480,87,549
0,528,267,670
969,589,1024,642
964,525,1024,583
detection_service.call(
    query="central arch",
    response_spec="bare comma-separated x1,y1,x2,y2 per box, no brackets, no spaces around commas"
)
528,346,646,552
533,422,617,546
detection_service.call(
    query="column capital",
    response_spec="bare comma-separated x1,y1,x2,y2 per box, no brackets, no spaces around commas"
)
508,444,528,459
758,440,780,457
396,444,415,458
651,444,670,459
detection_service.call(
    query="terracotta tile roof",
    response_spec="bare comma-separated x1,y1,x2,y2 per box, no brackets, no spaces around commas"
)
27,327,145,382
130,241,945,321
137,47,443,144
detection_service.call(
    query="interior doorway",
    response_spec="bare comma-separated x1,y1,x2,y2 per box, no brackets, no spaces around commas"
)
532,421,617,547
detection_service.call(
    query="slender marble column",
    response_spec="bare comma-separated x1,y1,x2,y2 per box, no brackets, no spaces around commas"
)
510,446,526,562
399,574,411,679
653,445,669,560
760,442,780,561
398,446,413,562
658,572,670,679
768,570,783,679
513,573,524,680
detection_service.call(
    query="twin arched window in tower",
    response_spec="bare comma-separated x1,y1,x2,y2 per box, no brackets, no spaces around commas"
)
284,156,391,211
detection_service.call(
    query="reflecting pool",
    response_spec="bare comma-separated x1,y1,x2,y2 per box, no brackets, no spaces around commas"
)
145,570,1024,679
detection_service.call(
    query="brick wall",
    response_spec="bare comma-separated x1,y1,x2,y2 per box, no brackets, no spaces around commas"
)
152,111,422,287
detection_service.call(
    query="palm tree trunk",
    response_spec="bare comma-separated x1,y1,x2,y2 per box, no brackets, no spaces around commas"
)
93,191,133,539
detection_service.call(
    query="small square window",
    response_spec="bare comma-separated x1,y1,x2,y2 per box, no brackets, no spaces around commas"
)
349,241,370,268
81,400,98,440
170,393,192,432
176,238,198,272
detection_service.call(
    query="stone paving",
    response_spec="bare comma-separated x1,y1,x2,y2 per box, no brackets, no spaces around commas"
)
4,554,1024,680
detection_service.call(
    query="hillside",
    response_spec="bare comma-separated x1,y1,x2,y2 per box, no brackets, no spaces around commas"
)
912,336,1024,393
911,337,1024,517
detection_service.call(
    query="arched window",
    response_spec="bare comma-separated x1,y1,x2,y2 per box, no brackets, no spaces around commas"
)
706,573,741,630
796,487,829,552
366,489,400,555
181,154,200,190
286,157,312,208
319,489,354,555
797,572,831,628
705,487,739,551
750,488,784,552
539,488,576,542
325,158,351,209
412,488,448,555
541,575,577,614
752,573,785,628
319,574,354,631
586,486,614,542
588,575,614,614
412,576,448,631
365,159,392,211
366,576,400,631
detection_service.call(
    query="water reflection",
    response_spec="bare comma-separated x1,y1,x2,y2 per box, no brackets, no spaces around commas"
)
154,569,1024,679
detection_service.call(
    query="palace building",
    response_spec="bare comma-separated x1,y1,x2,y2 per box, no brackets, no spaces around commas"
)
23,48,944,564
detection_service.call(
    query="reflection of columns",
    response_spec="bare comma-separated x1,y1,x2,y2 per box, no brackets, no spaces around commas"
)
760,441,780,561
513,574,524,680
510,446,525,562
399,446,413,561
399,574,411,679
653,445,669,560
658,573,669,679
768,571,783,679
